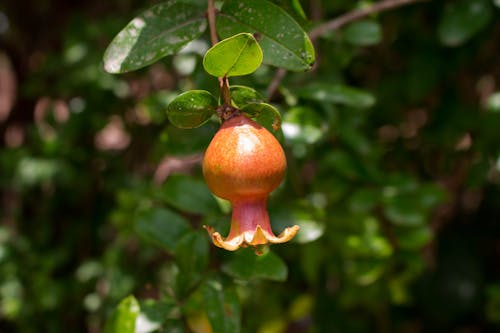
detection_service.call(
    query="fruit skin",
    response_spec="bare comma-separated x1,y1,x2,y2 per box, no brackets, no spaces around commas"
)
203,114,299,252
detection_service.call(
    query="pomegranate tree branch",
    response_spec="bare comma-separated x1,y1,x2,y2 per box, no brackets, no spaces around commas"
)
207,0,218,45
267,0,427,100
309,0,427,40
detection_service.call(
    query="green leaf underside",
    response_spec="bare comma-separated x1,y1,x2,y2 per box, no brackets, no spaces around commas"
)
297,83,376,108
104,296,140,333
230,85,264,107
135,208,191,252
103,1,207,73
216,0,315,71
438,0,493,47
242,102,282,132
167,90,217,128
203,33,263,77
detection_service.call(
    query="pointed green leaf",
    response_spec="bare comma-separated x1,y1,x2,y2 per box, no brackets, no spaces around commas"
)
135,208,191,252
104,295,140,333
103,2,207,73
203,33,263,77
343,20,382,46
167,90,217,129
216,0,315,71
297,83,376,108
438,0,493,47
230,85,264,107
241,102,282,133
223,248,288,281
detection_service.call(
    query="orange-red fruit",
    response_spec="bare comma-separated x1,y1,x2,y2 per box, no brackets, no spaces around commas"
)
203,115,299,251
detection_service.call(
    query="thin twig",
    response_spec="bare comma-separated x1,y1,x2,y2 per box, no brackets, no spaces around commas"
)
266,68,287,100
309,0,427,40
267,0,427,100
207,0,218,45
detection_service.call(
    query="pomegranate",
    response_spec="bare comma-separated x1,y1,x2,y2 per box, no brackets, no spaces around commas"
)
203,114,299,252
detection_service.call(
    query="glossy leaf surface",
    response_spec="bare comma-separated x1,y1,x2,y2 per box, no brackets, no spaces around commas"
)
167,90,217,129
203,33,263,77
216,0,315,71
103,1,206,73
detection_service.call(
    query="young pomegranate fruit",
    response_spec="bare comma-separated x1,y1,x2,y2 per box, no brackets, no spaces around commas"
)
203,114,299,251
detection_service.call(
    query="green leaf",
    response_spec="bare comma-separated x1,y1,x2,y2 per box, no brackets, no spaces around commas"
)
216,0,315,71
297,83,376,108
230,85,264,107
200,279,241,333
438,0,493,47
241,102,282,133
348,188,380,213
103,2,207,73
343,20,382,46
166,90,217,128
104,295,140,333
203,33,263,77
162,174,219,215
135,208,191,252
223,248,288,281
271,203,325,244
174,231,209,296
281,106,326,144
137,299,179,333
395,226,432,250
383,194,426,227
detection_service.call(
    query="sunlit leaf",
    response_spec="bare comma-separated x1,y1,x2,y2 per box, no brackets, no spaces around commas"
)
103,1,207,73
216,0,315,71
167,90,217,128
203,33,263,77
104,295,140,333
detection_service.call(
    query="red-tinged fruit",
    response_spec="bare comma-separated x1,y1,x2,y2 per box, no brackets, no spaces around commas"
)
203,114,299,252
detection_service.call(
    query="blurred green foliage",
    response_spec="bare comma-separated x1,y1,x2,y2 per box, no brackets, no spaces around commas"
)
0,0,499,332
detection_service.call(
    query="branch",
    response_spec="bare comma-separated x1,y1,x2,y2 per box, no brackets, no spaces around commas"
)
207,0,218,45
267,0,427,100
309,0,427,40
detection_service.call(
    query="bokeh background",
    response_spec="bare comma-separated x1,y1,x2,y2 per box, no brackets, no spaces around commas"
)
0,0,499,332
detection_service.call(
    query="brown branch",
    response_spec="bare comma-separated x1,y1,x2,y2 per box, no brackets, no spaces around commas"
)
267,0,427,100
207,0,218,45
309,0,427,40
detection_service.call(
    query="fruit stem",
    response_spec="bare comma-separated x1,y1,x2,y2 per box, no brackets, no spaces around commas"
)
220,76,232,106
